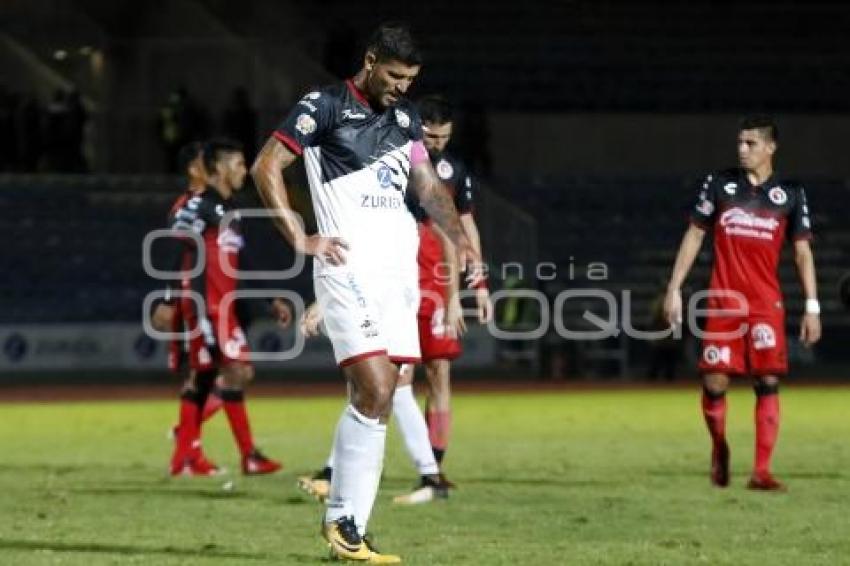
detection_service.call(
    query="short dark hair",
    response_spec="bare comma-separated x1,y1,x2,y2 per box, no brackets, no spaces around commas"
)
739,114,778,143
176,141,203,175
366,22,422,66
417,95,453,125
202,137,243,173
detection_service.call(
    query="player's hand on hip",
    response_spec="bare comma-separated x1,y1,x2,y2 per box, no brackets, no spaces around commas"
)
663,288,683,328
799,313,821,347
300,301,324,338
446,296,466,339
271,297,293,329
475,287,493,324
151,303,175,332
303,235,349,266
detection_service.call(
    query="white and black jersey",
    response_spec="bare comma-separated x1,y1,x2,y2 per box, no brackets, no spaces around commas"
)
274,80,423,276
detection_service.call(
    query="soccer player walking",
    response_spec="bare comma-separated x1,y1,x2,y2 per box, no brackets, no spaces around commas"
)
155,139,284,476
392,94,492,502
664,116,821,491
252,23,480,562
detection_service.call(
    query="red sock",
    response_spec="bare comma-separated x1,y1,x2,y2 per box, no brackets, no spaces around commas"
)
201,390,223,423
754,390,780,475
221,389,255,457
701,389,727,446
427,409,452,456
173,392,200,465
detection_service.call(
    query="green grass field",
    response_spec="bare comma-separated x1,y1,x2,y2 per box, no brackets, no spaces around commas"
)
1,387,849,565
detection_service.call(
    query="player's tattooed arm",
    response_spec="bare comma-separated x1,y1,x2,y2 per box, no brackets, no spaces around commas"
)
409,161,467,247
410,161,484,285
251,137,348,264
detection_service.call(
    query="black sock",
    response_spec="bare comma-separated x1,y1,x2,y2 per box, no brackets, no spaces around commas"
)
432,448,445,465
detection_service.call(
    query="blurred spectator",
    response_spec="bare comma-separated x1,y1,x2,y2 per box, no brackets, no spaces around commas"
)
157,87,210,172
222,87,258,164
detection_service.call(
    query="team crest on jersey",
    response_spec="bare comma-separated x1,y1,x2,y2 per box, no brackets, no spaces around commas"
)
751,323,776,350
436,159,454,180
376,165,394,188
394,109,411,128
703,345,731,365
295,113,316,135
768,187,787,205
723,182,737,195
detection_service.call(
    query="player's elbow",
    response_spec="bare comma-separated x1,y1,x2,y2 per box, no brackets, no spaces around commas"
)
794,246,812,267
249,157,266,185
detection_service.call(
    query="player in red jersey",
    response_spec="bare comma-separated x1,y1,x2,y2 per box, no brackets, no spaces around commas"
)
393,95,492,501
663,116,821,491
155,138,287,476
152,142,227,475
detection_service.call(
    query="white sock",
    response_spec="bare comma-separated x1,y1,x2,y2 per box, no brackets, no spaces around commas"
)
325,390,351,471
325,404,386,537
325,429,337,470
392,384,440,476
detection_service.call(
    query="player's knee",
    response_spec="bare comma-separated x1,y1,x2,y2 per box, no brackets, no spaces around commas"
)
754,375,780,395
220,364,252,389
703,373,729,395
354,378,395,418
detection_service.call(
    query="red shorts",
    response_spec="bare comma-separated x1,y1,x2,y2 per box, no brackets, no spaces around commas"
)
417,222,462,362
418,311,463,362
181,297,251,371
698,310,787,376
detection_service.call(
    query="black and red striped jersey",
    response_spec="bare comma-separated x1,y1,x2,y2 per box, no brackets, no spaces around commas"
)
158,188,244,316
690,168,812,313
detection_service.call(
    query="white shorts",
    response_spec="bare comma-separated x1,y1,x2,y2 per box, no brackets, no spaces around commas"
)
314,268,420,367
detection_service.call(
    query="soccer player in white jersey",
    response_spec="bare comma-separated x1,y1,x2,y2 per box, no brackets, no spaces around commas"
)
251,22,481,563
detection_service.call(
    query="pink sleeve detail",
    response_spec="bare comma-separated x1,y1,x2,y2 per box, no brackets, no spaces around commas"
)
410,140,429,167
